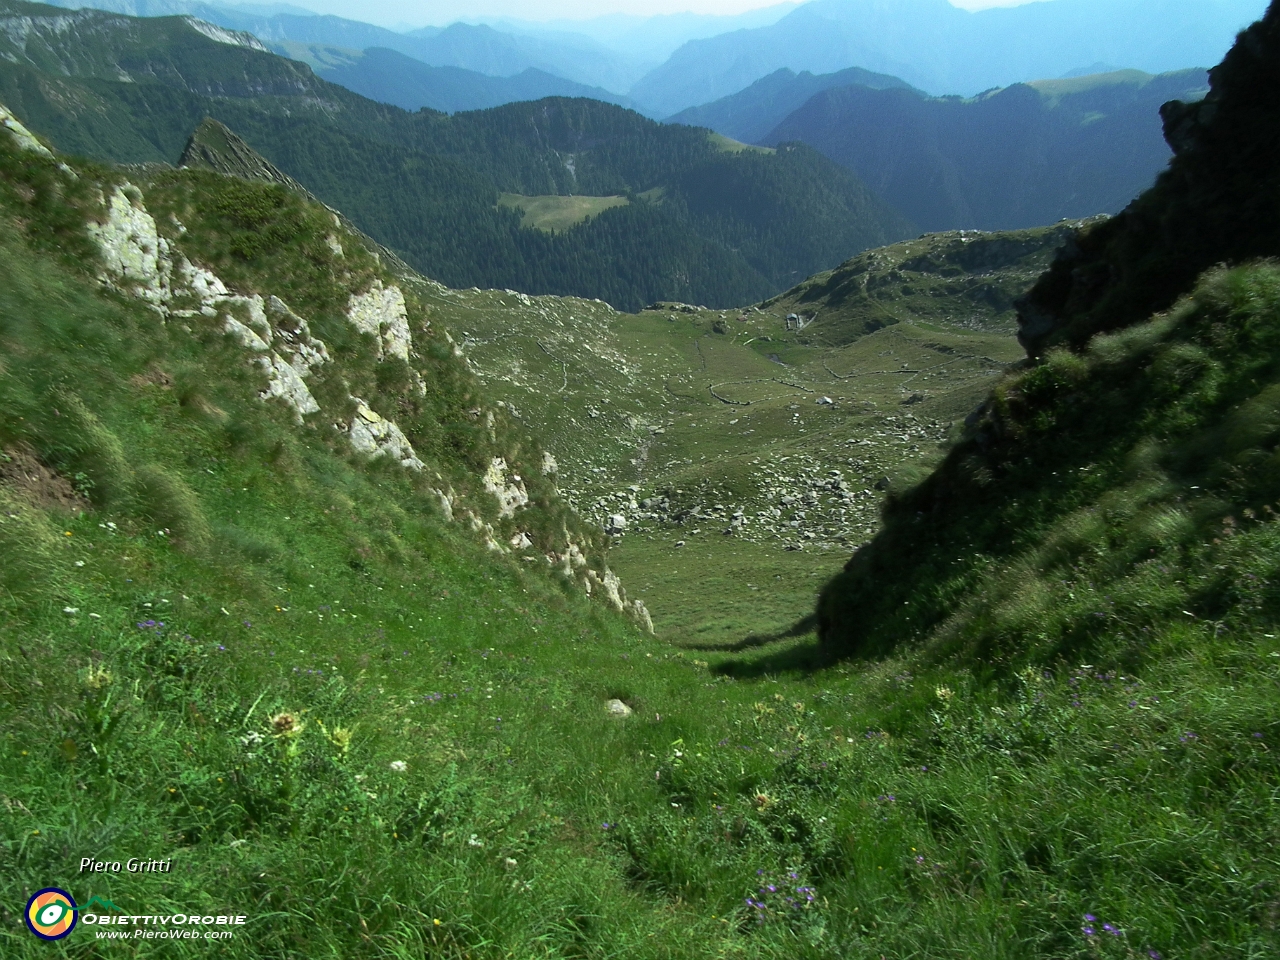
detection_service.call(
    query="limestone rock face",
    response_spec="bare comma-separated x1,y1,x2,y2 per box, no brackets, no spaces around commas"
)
629,600,655,634
580,565,654,633
259,353,320,418
349,401,425,471
433,488,455,522
347,281,412,361
0,103,52,157
88,188,171,304
82,185,331,423
224,315,270,352
181,17,268,52
178,258,230,304
553,541,589,577
483,457,529,518
218,297,327,421
268,296,330,377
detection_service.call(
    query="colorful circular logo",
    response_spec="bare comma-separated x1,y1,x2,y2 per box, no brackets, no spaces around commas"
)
25,888,78,940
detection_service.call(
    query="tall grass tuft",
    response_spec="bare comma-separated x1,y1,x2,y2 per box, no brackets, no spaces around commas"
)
131,464,210,549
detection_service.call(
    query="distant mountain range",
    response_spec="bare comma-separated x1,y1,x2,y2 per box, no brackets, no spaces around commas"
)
39,0,1267,123
40,0,651,92
283,45,630,114
0,0,910,310
759,67,1209,232
630,0,1265,116
471,5,800,69
666,66,920,143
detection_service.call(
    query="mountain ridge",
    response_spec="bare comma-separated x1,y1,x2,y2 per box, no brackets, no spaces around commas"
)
308,46,631,114
664,65,919,142
759,66,1208,233
630,0,1264,117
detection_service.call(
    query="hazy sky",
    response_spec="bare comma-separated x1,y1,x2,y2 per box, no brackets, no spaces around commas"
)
308,0,1047,29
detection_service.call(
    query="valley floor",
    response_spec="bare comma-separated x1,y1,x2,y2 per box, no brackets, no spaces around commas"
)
452,286,1021,648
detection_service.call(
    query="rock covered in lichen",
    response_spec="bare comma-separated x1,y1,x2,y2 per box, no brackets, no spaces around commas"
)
347,280,413,361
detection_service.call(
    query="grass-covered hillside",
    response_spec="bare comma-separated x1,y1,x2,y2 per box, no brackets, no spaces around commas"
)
0,0,912,311
762,222,1088,346
443,220,1071,649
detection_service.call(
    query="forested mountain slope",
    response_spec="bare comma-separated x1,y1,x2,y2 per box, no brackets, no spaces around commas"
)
763,68,1209,232
0,0,911,311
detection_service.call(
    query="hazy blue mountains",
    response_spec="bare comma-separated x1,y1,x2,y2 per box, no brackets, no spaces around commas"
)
665,65,919,142
761,68,1209,232
304,46,629,114
42,0,647,92
630,0,1265,117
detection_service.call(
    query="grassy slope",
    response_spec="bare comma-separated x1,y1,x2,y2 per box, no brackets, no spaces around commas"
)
10,167,1273,955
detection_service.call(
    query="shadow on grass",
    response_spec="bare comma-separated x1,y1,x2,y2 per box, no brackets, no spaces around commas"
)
711,640,834,678
680,612,837,678
678,612,818,653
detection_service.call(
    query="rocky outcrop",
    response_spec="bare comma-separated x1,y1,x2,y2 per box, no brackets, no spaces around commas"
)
583,566,654,635
348,281,413,362
181,17,268,53
482,458,529,518
348,401,425,471
0,103,52,157
83,185,332,423
1016,1,1280,358
13,118,653,637
88,187,172,305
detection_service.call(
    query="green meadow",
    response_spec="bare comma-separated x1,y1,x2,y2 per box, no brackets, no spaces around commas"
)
497,194,631,233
